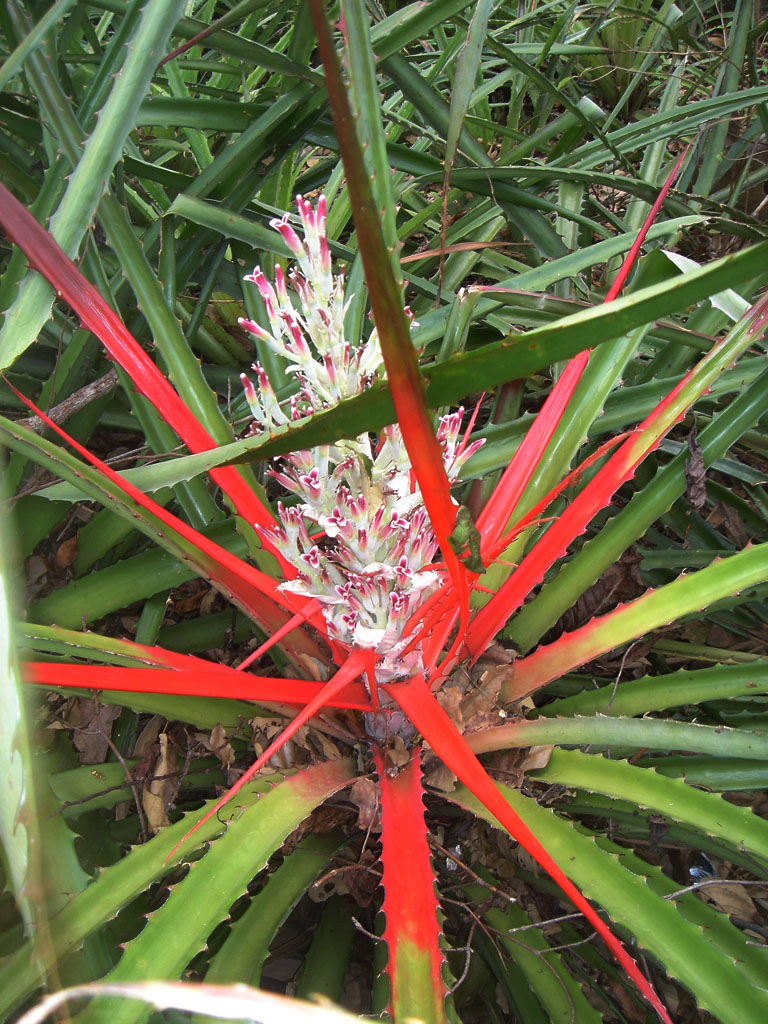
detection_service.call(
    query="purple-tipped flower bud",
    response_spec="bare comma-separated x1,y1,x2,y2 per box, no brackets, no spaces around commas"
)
270,214,304,257
238,317,271,342
240,372,256,404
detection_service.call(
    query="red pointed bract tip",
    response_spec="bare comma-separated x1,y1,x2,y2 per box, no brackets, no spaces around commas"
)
476,148,688,565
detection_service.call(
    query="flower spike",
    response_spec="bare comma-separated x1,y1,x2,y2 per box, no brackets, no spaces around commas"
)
240,197,482,683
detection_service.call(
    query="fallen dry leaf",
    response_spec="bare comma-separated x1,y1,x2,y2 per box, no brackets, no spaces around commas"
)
462,669,503,721
436,685,464,729
424,760,457,793
142,733,177,833
343,849,379,908
701,880,758,921
520,745,554,773
386,734,411,771
53,533,79,569
197,723,235,769
132,715,165,758
307,729,342,762
65,699,121,764
349,777,380,832
684,422,707,512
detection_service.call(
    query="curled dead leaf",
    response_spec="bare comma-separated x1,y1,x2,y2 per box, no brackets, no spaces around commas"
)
701,880,759,921
53,534,79,570
142,733,177,833
196,723,235,769
424,760,457,793
520,745,554,773
685,423,707,512
436,685,464,730
65,699,121,765
349,777,380,832
462,668,503,721
306,729,342,762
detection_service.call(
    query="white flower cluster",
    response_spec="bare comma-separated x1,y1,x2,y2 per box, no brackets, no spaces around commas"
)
239,197,481,679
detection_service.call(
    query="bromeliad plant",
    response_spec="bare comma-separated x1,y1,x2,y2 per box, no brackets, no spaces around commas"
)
3,2,768,1023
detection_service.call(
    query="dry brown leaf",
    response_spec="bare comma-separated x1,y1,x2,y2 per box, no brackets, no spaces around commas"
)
685,423,707,512
307,729,342,761
707,501,750,547
424,760,457,793
26,555,47,588
53,534,79,569
250,742,278,774
142,733,177,833
478,663,515,697
348,777,380,832
462,670,503,721
199,587,217,616
65,700,121,764
343,849,379,908
297,654,329,681
520,745,554,773
196,723,235,769
386,735,410,770
553,548,644,636
436,685,464,729
702,881,758,921
463,709,508,736
516,847,543,877
487,749,525,789
132,715,165,758
475,644,513,668
606,976,647,1022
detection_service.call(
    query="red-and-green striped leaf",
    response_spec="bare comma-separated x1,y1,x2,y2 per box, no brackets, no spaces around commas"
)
476,151,687,557
2,387,326,665
501,542,768,703
374,746,448,1024
167,649,375,862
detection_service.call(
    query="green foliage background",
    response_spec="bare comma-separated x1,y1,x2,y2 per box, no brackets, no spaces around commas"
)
2,1,768,1022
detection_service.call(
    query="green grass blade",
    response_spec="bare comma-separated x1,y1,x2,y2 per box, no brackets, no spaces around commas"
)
463,881,603,1023
340,0,400,267
0,762,355,1019
71,764,355,1024
0,507,44,933
206,834,341,989
0,0,79,93
541,661,768,719
0,0,186,370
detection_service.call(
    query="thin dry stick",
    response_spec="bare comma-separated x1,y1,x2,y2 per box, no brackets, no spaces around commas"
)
17,368,118,433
